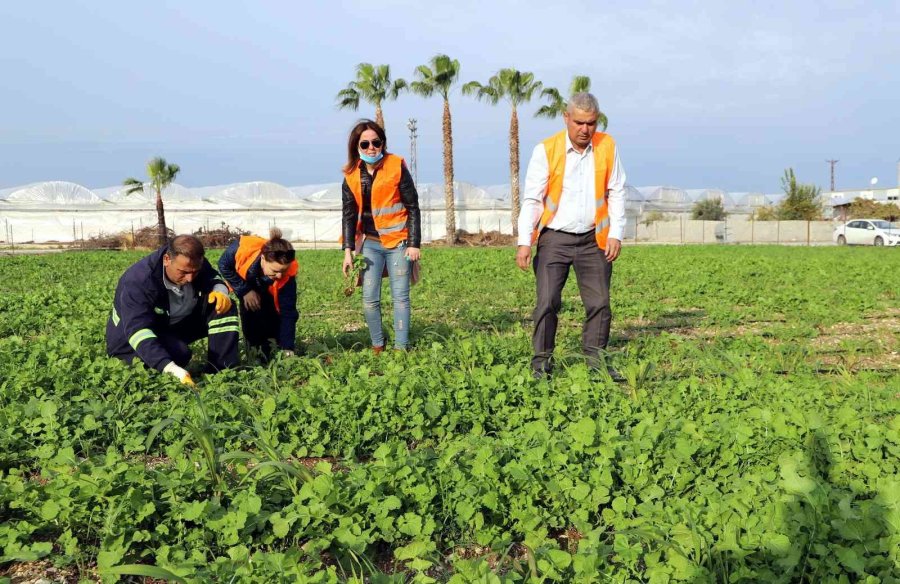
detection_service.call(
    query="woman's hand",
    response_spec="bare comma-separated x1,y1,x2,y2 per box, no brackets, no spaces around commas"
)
243,290,262,312
342,249,356,276
405,247,421,262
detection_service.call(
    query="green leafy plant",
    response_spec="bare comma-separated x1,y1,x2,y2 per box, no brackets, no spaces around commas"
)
342,253,368,297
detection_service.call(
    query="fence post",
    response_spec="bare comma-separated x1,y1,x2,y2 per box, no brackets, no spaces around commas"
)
312,218,317,250
806,220,810,246
777,221,780,244
702,220,706,243
751,218,754,244
680,216,684,244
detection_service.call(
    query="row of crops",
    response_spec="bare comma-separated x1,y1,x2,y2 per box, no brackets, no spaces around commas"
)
0,246,898,582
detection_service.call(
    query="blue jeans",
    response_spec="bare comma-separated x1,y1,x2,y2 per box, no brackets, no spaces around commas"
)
361,239,411,349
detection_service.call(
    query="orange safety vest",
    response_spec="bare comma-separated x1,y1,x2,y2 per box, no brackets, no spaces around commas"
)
344,154,409,249
233,235,299,314
531,130,617,250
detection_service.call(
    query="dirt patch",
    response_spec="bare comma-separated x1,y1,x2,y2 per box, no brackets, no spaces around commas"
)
810,310,900,369
0,560,97,584
429,231,517,247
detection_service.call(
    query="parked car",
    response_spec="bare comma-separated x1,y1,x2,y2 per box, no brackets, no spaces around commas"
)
833,219,900,246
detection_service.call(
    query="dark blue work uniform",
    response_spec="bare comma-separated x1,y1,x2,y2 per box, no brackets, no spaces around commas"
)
106,246,239,372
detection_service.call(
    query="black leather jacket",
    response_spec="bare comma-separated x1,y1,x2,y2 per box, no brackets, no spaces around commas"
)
341,158,421,250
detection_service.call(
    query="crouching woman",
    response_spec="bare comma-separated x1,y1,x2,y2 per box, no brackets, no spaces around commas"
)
218,228,299,358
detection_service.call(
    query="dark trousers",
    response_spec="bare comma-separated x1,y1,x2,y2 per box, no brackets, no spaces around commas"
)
118,297,239,372
239,291,280,359
531,229,613,373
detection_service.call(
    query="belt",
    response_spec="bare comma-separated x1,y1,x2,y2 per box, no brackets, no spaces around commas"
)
543,227,594,237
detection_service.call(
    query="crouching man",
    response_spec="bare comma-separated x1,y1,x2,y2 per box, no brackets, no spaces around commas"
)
106,234,239,385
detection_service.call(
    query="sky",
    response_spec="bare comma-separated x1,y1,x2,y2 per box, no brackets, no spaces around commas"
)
1,0,898,194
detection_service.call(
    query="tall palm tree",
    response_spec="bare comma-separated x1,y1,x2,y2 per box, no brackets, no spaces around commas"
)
535,75,608,129
335,63,408,130
124,156,180,246
462,69,542,237
411,54,461,244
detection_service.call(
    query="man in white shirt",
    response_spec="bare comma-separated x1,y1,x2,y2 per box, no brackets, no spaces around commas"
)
515,92,627,379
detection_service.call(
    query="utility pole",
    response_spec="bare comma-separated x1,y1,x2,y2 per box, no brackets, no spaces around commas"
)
406,118,418,187
826,159,838,191
407,117,428,241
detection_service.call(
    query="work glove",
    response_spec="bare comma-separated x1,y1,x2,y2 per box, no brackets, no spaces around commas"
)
208,291,233,315
163,362,196,387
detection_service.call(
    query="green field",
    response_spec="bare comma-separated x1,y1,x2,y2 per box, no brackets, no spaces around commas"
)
0,246,898,583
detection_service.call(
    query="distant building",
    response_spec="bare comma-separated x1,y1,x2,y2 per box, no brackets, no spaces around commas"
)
824,187,900,220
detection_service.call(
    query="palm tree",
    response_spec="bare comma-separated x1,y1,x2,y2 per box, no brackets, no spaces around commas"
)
335,63,408,130
535,75,608,129
411,54,461,244
124,156,180,246
462,69,542,237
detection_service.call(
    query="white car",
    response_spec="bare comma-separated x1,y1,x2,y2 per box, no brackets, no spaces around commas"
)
834,219,900,246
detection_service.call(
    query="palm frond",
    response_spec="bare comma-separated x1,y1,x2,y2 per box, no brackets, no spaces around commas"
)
414,65,434,81
122,177,145,195
534,104,561,119
388,78,408,100
569,75,591,95
335,87,360,110
540,87,563,101
597,111,609,131
410,80,434,98
461,80,482,96
165,163,181,182
145,157,180,193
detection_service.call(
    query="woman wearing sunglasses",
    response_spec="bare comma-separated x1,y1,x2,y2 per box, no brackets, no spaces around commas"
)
341,119,421,352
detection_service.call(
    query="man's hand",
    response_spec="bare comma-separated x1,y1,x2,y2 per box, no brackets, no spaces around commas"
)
515,245,532,271
604,238,622,262
163,362,196,387
405,247,421,262
208,291,232,315
281,349,295,358
243,290,261,312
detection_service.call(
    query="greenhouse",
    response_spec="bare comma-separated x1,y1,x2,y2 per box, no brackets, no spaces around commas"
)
1,180,799,243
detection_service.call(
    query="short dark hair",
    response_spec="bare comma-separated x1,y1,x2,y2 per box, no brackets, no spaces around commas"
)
262,227,295,264
166,234,205,263
343,119,388,174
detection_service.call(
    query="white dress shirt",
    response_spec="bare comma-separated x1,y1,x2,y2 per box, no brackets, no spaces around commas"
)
517,133,627,247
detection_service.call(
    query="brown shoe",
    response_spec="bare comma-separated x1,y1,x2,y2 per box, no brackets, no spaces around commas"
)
372,346,384,354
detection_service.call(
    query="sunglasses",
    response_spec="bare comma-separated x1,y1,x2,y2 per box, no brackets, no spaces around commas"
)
359,139,383,150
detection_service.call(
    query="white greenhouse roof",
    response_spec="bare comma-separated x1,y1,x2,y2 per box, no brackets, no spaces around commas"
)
0,180,815,214
6,181,101,206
